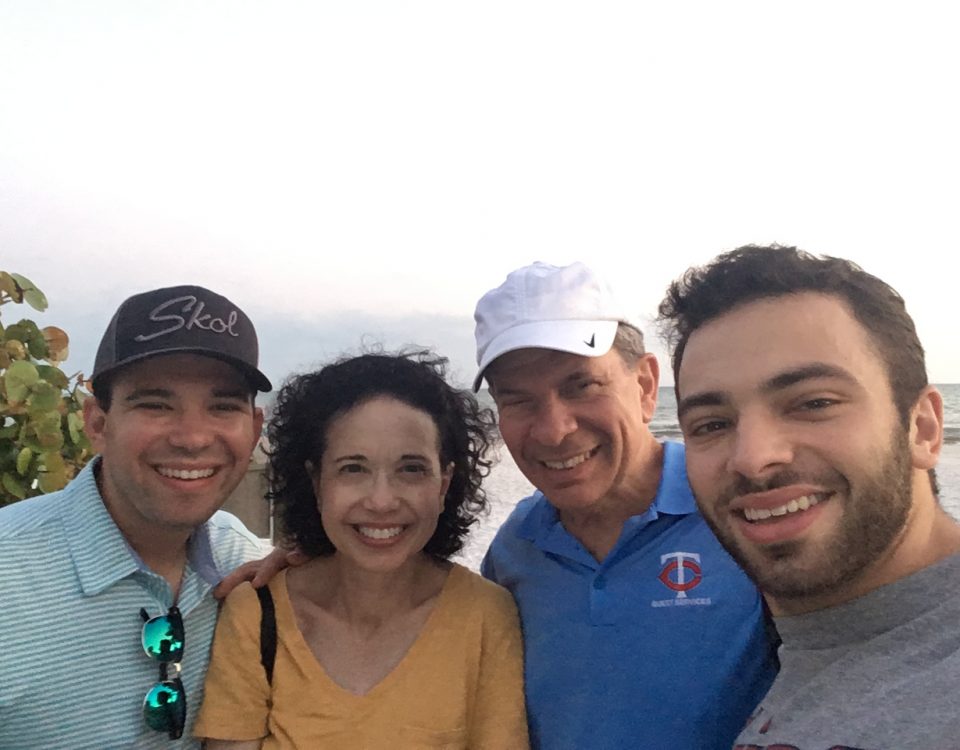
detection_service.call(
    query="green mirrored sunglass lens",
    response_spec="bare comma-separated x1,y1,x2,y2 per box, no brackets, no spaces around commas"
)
143,681,186,734
142,617,185,661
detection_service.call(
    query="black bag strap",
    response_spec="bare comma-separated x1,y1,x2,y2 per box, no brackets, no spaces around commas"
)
255,585,277,686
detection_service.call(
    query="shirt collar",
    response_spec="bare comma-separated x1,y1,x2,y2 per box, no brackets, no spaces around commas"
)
61,458,222,596
186,523,221,587
651,440,697,515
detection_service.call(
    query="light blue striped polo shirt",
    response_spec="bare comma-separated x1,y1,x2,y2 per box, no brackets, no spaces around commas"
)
0,459,266,750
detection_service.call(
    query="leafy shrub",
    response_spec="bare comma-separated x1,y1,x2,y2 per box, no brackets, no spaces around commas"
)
0,271,92,505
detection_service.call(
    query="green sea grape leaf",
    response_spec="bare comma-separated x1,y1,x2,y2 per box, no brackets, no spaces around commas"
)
16,447,33,476
26,381,60,412
26,331,49,359
3,323,28,343
10,273,47,312
69,428,91,452
37,365,69,390
4,360,39,402
37,431,64,450
67,411,84,444
1,472,27,499
38,468,66,493
0,272,18,299
5,339,27,360
41,450,65,474
5,320,48,359
28,414,65,450
1,271,94,505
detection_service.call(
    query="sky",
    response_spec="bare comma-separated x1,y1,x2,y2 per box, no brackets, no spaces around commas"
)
2,1,959,390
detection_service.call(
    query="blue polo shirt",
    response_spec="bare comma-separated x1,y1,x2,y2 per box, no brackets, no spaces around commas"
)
482,441,777,750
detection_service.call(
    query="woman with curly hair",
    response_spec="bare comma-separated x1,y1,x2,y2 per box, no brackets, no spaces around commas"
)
195,351,529,749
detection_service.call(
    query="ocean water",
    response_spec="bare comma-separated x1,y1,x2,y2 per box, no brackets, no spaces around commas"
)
455,385,960,571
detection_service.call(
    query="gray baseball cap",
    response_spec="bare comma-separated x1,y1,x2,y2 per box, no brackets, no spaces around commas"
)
92,285,272,392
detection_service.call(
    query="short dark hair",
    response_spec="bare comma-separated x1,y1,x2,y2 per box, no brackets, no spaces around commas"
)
657,244,928,423
268,350,496,559
657,244,938,496
92,374,116,411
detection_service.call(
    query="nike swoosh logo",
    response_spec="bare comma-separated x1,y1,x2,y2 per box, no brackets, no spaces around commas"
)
584,334,596,348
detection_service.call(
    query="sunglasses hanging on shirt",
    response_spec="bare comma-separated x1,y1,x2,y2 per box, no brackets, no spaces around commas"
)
140,606,186,740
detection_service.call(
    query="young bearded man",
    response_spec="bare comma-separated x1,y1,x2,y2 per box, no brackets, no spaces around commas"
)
658,245,960,748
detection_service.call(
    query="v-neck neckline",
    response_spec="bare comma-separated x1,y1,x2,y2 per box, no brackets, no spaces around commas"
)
274,563,462,699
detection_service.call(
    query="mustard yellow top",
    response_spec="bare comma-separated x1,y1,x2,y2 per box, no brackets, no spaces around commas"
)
195,564,529,749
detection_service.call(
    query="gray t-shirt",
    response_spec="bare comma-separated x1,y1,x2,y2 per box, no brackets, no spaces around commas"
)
735,552,960,749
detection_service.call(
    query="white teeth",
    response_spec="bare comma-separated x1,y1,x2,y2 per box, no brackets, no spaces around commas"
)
157,467,215,480
743,494,821,522
542,450,593,470
357,526,403,540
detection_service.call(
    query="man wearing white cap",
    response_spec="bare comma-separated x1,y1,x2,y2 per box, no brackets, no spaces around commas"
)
474,262,777,749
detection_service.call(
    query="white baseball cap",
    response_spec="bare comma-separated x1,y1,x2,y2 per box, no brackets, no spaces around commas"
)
473,261,632,391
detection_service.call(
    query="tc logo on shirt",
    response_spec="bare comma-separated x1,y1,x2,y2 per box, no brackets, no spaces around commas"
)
651,551,713,608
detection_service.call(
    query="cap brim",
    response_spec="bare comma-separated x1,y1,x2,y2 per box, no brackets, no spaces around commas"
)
473,319,619,391
92,349,273,393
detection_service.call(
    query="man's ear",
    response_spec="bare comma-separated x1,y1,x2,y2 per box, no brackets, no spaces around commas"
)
909,385,944,470
82,397,109,454
251,406,265,453
634,353,660,424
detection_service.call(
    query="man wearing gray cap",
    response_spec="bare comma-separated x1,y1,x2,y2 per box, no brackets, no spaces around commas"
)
474,262,777,749
0,286,270,749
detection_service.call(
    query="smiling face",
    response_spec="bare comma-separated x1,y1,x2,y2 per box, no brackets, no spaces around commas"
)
487,346,659,514
677,292,925,611
312,396,453,573
84,353,263,541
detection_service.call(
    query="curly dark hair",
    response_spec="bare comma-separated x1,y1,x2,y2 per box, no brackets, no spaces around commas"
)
267,350,496,559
